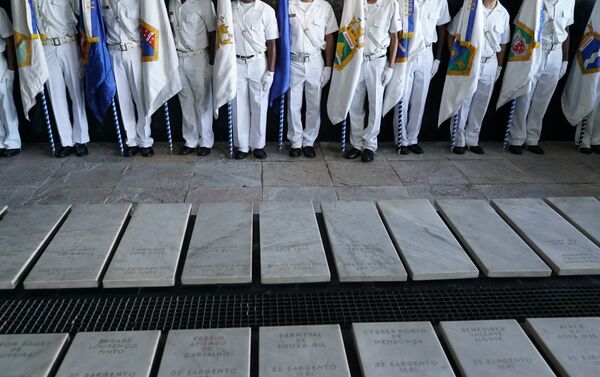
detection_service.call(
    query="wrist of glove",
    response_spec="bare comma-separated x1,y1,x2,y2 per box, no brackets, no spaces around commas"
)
320,67,332,88
431,59,441,77
495,66,502,82
381,66,394,86
559,61,568,79
261,71,274,91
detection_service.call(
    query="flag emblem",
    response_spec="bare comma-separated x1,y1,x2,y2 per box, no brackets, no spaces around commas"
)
396,36,410,63
509,20,537,62
334,17,364,71
577,23,600,74
447,36,477,76
141,21,159,62
14,32,33,68
216,16,233,47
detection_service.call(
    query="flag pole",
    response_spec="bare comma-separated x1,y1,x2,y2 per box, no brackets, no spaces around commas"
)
163,103,173,154
578,116,588,149
341,118,347,153
39,89,56,156
396,101,403,153
502,99,517,150
227,101,234,158
111,99,125,156
278,94,285,151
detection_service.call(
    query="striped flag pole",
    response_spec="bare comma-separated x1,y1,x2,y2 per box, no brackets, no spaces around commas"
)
227,101,234,158
39,89,56,156
450,113,459,150
278,94,285,151
502,99,517,150
163,103,173,154
341,118,347,153
111,99,124,156
396,101,403,152
578,117,588,148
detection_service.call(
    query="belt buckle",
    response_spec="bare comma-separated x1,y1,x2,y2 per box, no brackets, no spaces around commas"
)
52,38,61,46
302,55,310,63
120,43,128,51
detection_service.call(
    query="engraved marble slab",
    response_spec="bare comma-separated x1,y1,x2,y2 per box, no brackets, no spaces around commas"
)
547,197,600,247
353,322,455,377
525,317,600,377
439,320,555,377
103,203,191,288
259,325,350,377
321,201,406,282
24,204,131,289
492,198,600,275
377,200,479,280
260,202,330,284
182,203,252,285
436,199,551,277
54,331,160,377
0,205,6,218
157,328,251,377
0,205,70,289
0,333,69,376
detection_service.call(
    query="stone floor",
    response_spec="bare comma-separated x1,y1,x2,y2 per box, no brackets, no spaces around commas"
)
0,141,598,213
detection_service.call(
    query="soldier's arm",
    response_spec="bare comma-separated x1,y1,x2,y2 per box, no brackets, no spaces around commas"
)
324,33,334,68
446,33,454,52
266,39,276,72
4,36,16,71
387,32,397,68
435,24,447,60
497,43,508,67
562,26,570,61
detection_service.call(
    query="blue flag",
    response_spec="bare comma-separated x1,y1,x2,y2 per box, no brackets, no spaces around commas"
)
269,0,291,107
79,0,116,122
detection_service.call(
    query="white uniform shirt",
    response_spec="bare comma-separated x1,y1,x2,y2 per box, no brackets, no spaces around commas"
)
448,1,510,58
410,0,450,55
541,0,575,47
0,8,13,54
100,0,140,45
288,0,338,55
233,0,279,56
364,0,401,56
35,0,80,39
169,0,216,52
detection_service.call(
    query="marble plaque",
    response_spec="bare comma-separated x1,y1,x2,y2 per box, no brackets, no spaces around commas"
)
0,333,69,376
436,199,551,277
0,205,6,218
55,331,160,377
547,197,600,247
0,205,71,289
352,322,455,377
260,202,330,284
259,325,351,377
182,203,252,285
492,198,600,275
377,200,479,280
103,203,191,288
157,328,251,377
525,317,600,377
321,201,407,282
24,204,131,289
439,320,555,377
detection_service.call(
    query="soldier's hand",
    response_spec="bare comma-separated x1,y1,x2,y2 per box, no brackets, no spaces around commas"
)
261,71,274,92
381,67,394,86
559,61,568,79
320,67,332,88
2,69,15,86
495,67,502,83
431,59,441,77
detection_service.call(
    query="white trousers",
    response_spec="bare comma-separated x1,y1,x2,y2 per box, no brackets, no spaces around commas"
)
455,58,498,147
233,55,268,153
109,48,153,148
393,48,434,146
287,55,324,148
510,48,562,146
178,53,214,148
575,106,600,148
349,56,386,151
0,58,20,149
44,43,89,147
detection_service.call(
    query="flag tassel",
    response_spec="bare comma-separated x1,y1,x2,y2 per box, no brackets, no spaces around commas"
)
451,113,459,150
163,103,173,155
396,101,403,153
341,118,347,153
278,95,285,151
40,89,56,156
578,117,588,149
111,99,124,156
227,102,234,158
502,99,517,151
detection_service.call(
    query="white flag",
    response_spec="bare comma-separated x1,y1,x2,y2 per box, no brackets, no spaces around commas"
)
561,0,600,126
438,0,484,125
140,0,182,120
497,0,544,109
11,0,49,120
213,0,237,118
327,0,365,125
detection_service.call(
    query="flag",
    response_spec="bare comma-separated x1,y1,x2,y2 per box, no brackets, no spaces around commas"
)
140,0,182,120
269,0,291,107
561,0,600,126
326,0,365,125
79,0,116,122
213,0,237,118
11,0,49,120
438,0,484,125
496,0,544,109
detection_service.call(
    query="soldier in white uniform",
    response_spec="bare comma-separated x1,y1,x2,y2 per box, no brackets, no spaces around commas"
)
576,106,600,154
393,0,450,155
0,7,20,157
447,0,510,155
232,0,278,160
508,0,575,155
344,0,399,162
35,0,90,158
169,0,216,156
287,0,338,158
101,0,154,157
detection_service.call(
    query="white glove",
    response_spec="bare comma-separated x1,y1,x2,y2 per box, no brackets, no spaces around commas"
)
320,67,332,88
381,67,394,86
2,69,15,85
559,61,568,79
495,66,502,82
261,71,274,92
431,59,441,77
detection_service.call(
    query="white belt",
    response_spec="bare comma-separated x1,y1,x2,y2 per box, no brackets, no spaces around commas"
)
177,49,208,58
42,35,76,46
363,52,386,62
107,41,141,51
542,42,560,52
290,51,321,63
236,53,265,64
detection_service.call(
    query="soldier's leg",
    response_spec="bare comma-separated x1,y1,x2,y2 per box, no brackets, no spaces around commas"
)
61,43,89,144
178,56,200,148
405,51,434,146
348,65,367,150
45,46,74,147
194,53,214,149
590,107,600,148
248,56,268,151
287,60,306,149
396,65,416,147
455,96,472,148
0,64,20,150
362,57,386,151
465,61,496,147
111,51,138,147
126,50,153,148
233,62,251,153
303,56,324,148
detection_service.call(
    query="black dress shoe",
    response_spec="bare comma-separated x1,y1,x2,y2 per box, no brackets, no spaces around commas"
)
74,143,89,157
591,145,600,154
179,146,197,155
198,147,211,156
579,147,592,155
289,148,302,157
124,146,139,157
302,146,316,158
0,148,5,156
508,145,523,155
399,146,409,155
526,145,544,155
141,147,154,157
56,146,74,158
361,148,374,162
407,144,424,154
234,150,248,160
343,147,361,159
3,149,20,157
468,145,485,154
452,146,466,155
253,148,267,159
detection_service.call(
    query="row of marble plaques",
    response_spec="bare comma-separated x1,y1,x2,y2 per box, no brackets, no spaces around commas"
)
0,197,599,289
2,317,598,377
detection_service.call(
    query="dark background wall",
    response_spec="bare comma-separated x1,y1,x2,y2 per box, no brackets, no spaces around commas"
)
0,0,596,145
